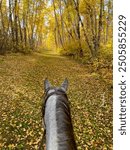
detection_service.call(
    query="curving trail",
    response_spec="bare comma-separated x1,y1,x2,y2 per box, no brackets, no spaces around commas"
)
0,51,112,150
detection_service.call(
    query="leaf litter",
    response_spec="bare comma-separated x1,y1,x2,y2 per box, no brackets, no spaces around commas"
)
0,53,112,149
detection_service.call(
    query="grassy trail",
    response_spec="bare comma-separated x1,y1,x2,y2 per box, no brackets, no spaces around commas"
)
0,52,112,150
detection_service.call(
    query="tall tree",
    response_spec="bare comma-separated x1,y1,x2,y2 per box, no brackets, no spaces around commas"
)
73,0,83,57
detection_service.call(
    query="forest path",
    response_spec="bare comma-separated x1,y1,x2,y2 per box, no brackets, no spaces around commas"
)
0,51,112,149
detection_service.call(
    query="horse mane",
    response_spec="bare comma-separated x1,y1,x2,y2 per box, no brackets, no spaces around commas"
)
56,95,77,149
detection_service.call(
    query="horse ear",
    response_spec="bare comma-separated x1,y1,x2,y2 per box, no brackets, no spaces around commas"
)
44,78,51,91
61,78,68,91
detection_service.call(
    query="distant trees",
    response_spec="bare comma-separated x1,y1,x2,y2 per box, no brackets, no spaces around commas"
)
46,0,112,58
0,0,45,54
0,0,112,58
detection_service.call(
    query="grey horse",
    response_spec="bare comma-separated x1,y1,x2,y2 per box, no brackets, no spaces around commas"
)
42,78,77,150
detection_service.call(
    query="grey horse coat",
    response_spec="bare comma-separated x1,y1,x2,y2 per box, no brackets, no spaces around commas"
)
42,79,77,150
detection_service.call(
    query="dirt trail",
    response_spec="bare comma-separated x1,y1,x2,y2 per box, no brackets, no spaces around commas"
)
0,52,112,149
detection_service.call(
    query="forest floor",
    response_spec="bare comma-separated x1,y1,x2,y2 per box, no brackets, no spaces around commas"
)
0,51,112,150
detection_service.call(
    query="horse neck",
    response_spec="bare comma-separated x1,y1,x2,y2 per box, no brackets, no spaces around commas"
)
44,94,77,150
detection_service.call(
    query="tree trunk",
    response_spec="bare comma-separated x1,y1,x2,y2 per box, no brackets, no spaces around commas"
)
18,18,23,43
9,0,15,45
14,0,19,49
96,0,103,56
73,0,83,57
52,0,65,50
23,15,27,47
106,0,111,43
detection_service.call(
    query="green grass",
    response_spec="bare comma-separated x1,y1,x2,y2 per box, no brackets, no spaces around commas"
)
0,52,112,150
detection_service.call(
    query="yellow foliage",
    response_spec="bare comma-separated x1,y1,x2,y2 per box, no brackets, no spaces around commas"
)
60,40,80,56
